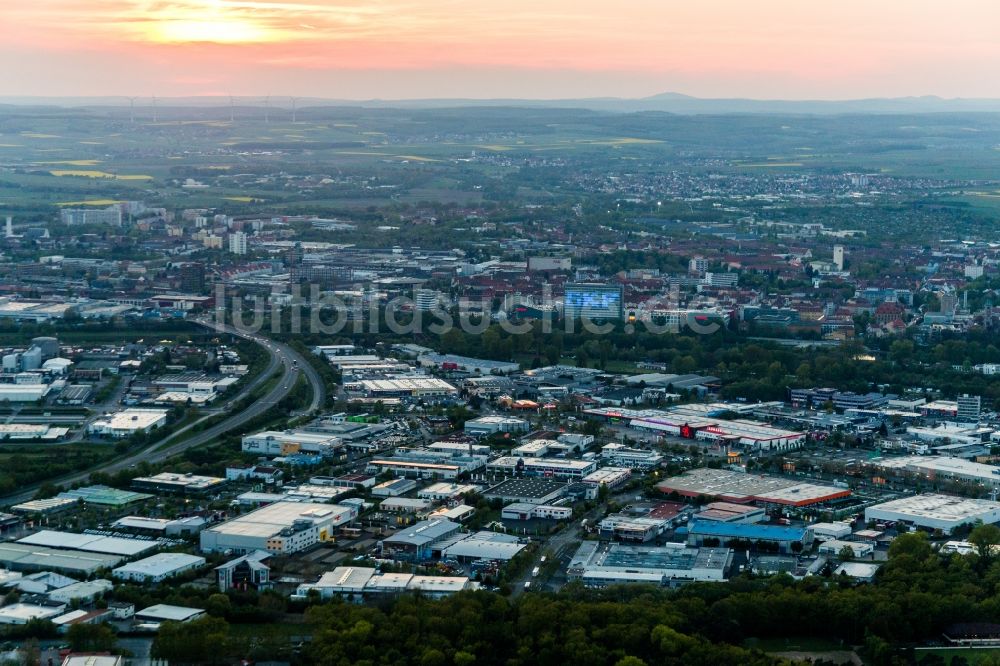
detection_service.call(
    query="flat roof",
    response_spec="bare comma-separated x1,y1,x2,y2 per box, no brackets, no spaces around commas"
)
658,468,849,507
208,501,351,539
442,531,526,560
0,542,122,573
133,472,226,491
867,494,1000,523
688,520,807,541
18,530,158,557
484,477,567,500
113,553,205,578
58,485,153,506
136,604,205,622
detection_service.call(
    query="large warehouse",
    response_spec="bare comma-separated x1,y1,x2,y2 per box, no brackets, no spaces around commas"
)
568,541,732,586
658,468,850,507
865,494,1000,534
199,501,356,555
87,408,168,438
874,456,1000,488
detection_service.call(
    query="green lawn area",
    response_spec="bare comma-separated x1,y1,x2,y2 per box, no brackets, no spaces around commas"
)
914,647,1000,664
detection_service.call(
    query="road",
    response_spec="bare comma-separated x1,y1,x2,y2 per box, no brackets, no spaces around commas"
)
0,321,326,506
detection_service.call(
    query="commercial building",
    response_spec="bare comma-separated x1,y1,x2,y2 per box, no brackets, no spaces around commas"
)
87,408,168,438
17,530,157,558
500,503,573,521
241,429,342,456
658,468,850,507
0,601,67,625
418,482,481,501
441,531,527,562
463,415,530,437
568,541,732,587
692,502,766,524
865,494,1000,534
581,468,632,490
134,604,205,625
371,478,420,497
600,444,663,470
215,551,271,592
686,520,812,553
295,566,476,601
56,485,153,508
487,456,597,480
484,478,567,505
809,522,854,541
200,501,356,555
0,543,122,576
598,514,671,543
112,553,206,583
347,377,457,398
132,472,226,496
563,283,624,320
957,394,982,423
381,519,462,560
874,456,1000,488
818,540,874,559
366,458,465,480
0,384,50,402
417,353,520,376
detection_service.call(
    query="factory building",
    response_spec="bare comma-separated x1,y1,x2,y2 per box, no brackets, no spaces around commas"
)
686,521,812,554
865,494,1000,535
199,501,356,555
568,541,732,587
87,409,168,438
112,553,206,583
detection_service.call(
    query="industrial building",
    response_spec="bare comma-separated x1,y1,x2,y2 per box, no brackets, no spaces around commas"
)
487,456,597,480
56,485,153,508
658,468,850,507
134,604,205,626
568,541,732,586
484,478,567,505
865,494,1000,534
501,503,573,521
132,472,226,495
418,482,481,501
686,520,812,553
346,377,457,398
692,502,766,524
874,456,1000,488
241,429,343,456
440,531,527,562
0,543,122,576
87,408,168,438
600,444,663,470
381,519,462,560
112,553,206,583
17,530,158,558
463,415,530,437
295,566,476,601
366,458,464,480
817,540,874,559
199,501,356,555
581,467,632,490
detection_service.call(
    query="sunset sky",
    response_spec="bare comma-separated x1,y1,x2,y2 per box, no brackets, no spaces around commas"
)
1,0,998,99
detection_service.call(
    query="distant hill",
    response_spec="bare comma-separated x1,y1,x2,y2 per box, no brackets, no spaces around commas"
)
4,93,1000,114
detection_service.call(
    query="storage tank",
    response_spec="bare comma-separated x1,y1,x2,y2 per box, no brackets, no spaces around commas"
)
30,337,59,360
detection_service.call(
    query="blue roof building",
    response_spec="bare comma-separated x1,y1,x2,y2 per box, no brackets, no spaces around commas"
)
686,520,811,553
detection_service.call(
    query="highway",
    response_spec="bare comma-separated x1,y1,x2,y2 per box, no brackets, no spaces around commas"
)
0,320,326,506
